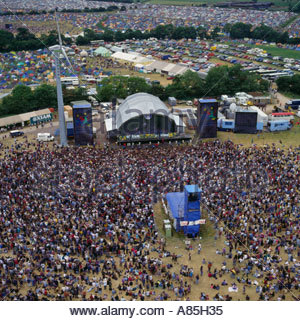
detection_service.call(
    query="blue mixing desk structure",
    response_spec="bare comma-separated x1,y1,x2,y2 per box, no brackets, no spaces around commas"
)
165,185,202,237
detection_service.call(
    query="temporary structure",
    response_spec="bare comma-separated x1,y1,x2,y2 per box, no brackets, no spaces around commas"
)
94,46,111,57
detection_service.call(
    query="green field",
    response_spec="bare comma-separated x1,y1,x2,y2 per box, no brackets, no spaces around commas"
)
247,44,300,60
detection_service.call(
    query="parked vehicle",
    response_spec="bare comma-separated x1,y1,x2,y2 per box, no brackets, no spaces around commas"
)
217,119,263,131
268,120,292,132
268,112,294,122
10,130,24,137
285,100,300,110
37,133,54,142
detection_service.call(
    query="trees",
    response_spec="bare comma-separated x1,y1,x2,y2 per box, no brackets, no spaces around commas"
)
127,77,151,95
174,70,205,98
152,25,168,39
76,35,90,46
197,26,207,40
1,85,34,116
227,22,298,44
102,30,115,42
97,84,115,102
149,84,167,101
16,28,36,41
62,87,88,105
0,30,14,51
290,74,300,95
115,30,126,42
40,31,57,47
211,27,221,40
276,74,300,95
205,66,230,97
1,19,300,54
276,76,292,92
0,84,85,117
32,84,57,110
94,67,269,104
223,23,232,34
229,23,252,39
205,65,267,97
172,26,187,40
1,95,19,116
123,29,136,40
96,76,151,101
251,24,285,43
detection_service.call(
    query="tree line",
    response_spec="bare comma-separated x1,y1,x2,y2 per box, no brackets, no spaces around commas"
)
1,22,299,53
60,6,122,13
76,22,300,46
97,65,269,102
0,84,87,118
276,74,300,96
225,22,300,45
0,28,72,52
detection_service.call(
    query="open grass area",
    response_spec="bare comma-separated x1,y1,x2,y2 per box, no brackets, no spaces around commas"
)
247,44,300,60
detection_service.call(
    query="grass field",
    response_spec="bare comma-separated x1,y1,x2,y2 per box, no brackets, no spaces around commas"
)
244,44,300,60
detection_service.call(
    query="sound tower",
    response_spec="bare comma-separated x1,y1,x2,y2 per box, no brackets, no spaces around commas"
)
197,99,218,138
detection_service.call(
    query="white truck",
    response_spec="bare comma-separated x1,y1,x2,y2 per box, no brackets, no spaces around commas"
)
37,133,54,142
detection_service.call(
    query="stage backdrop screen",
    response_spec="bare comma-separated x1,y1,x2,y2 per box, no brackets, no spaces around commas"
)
197,99,218,138
72,102,93,146
234,112,257,134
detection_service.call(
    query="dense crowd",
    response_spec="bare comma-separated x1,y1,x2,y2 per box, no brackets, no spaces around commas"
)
0,139,299,301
